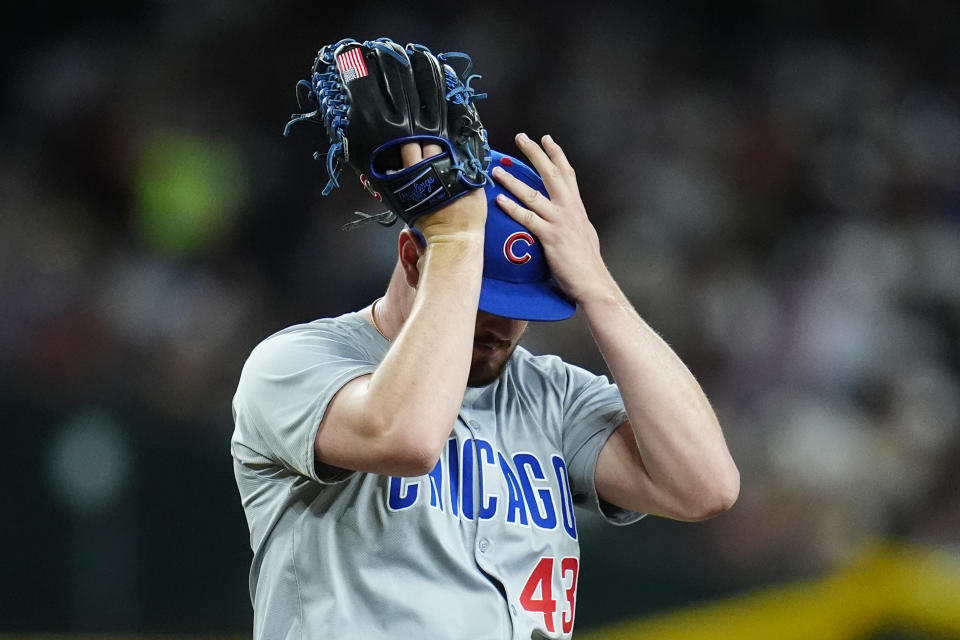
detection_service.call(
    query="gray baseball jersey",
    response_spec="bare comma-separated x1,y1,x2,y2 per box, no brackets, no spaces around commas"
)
231,311,644,639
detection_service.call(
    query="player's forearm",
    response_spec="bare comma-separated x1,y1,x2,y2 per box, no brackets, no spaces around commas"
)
363,237,484,472
582,278,740,516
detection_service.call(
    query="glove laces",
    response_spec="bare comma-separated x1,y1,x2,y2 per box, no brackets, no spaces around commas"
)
340,209,398,230
284,40,355,194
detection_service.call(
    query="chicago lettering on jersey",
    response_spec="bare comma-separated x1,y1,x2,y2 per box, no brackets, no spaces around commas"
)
387,436,579,541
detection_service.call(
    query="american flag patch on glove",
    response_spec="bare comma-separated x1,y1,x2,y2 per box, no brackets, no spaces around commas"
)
336,47,368,83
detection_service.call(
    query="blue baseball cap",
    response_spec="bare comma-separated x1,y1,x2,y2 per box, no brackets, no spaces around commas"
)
477,150,576,321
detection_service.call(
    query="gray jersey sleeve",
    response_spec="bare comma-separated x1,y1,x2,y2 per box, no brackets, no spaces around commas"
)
560,362,645,525
232,317,381,483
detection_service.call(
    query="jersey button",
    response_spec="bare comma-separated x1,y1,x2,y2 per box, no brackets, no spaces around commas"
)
478,538,490,553
469,420,481,431
510,604,518,616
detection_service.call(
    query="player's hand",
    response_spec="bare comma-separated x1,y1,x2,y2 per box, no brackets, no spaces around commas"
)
400,142,487,245
492,133,614,305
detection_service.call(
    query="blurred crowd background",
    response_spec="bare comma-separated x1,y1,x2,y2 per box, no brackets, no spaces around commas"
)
3,0,958,635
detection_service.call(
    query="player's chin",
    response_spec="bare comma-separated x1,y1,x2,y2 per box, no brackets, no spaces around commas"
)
467,351,509,387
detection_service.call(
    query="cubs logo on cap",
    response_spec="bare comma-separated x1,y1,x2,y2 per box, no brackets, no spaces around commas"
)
503,231,534,264
477,150,576,321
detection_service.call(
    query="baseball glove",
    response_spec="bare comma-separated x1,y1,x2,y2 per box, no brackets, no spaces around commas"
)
284,37,491,228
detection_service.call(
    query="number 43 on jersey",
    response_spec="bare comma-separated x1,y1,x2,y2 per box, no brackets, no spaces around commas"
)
520,556,579,635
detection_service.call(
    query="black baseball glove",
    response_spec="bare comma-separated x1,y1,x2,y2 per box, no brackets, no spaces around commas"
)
284,37,491,227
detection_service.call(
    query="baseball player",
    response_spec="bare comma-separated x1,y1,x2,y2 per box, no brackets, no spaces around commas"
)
231,39,739,639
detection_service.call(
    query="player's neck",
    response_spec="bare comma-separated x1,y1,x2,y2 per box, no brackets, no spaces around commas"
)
370,297,389,340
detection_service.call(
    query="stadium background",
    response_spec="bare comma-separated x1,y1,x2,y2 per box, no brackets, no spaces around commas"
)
2,0,959,637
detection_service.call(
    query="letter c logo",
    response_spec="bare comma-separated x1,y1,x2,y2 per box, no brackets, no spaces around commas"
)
503,231,535,264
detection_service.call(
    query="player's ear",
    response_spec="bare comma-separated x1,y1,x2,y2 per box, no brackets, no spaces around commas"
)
398,228,424,287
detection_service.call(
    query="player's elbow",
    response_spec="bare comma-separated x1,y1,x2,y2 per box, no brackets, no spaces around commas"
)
703,474,740,520
678,468,740,522
373,419,447,477
388,439,444,477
